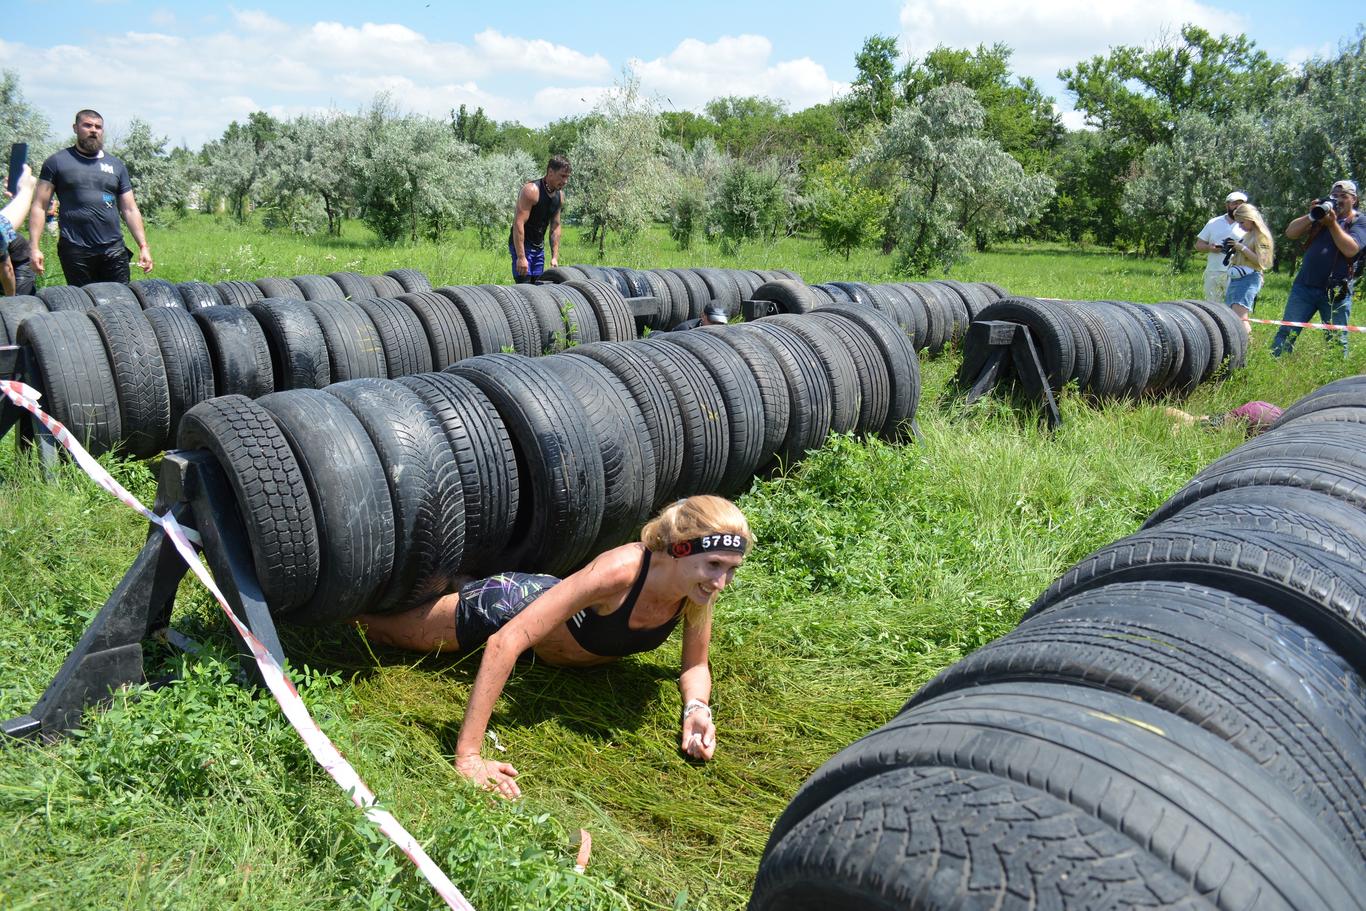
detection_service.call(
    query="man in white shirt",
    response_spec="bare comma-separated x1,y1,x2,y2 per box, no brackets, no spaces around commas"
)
1195,191,1248,303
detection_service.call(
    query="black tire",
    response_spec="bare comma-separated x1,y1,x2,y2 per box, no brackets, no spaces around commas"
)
1027,526,1366,675
566,342,685,507
290,275,344,301
327,272,375,302
176,281,223,310
639,270,683,331
658,330,765,496
247,299,331,390
433,286,515,355
566,280,636,342
481,284,541,358
1154,498,1364,561
306,300,388,382
144,307,215,434
763,682,1366,911
367,274,406,297
807,311,891,437
912,580,1366,859
1151,305,1209,396
385,269,431,293
1069,303,1129,397
397,373,518,575
633,339,729,496
703,327,790,470
447,355,605,575
766,315,861,436
1276,404,1366,430
1104,300,1160,396
1147,456,1366,529
812,304,921,440
356,297,434,378
693,268,741,318
1154,484,1366,549
734,322,832,467
326,379,465,613
87,304,171,457
510,284,572,354
128,279,185,310
1184,298,1247,371
83,282,140,308
752,280,816,315
397,291,475,369
213,280,263,307
1188,422,1366,484
976,281,1009,300
665,268,710,321
874,284,927,349
17,311,121,454
926,281,971,342
258,389,396,625
541,354,655,552
752,765,1209,911
540,266,589,283
192,306,274,399
538,283,601,346
0,296,48,346
38,285,94,312
176,395,320,611
1169,300,1224,382
971,298,1077,391
1274,383,1366,428
253,277,304,301
899,283,950,353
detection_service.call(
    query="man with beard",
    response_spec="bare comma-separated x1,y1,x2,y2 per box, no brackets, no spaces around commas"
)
28,110,154,286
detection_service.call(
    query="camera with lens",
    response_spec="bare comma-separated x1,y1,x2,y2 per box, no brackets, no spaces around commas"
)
1310,197,1336,221
1221,236,1238,266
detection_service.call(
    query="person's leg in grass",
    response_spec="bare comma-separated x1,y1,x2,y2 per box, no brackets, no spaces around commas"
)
1271,283,1324,356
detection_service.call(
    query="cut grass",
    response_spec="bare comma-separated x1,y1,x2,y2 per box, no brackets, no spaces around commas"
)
3,218,1364,909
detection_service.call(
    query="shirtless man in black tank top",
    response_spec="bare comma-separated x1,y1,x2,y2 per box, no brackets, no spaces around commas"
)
509,154,570,284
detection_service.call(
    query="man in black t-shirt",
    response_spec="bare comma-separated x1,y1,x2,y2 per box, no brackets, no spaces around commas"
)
509,155,569,284
28,109,154,286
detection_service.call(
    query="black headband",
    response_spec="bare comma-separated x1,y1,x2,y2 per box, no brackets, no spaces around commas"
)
669,533,748,558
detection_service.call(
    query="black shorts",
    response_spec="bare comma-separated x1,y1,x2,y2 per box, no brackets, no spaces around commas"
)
454,572,560,650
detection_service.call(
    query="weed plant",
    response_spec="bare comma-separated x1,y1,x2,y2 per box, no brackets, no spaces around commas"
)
1,216,1362,909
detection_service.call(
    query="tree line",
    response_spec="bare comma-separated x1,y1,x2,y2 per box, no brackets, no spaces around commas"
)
1,23,1362,274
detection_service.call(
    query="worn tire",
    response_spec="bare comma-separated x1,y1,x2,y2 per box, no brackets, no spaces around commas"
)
175,281,223,310
83,281,140,309
213,280,263,308
87,303,171,457
434,286,515,355
144,307,215,434
17,311,121,454
327,272,376,302
248,299,331,390
306,300,388,382
397,291,475,369
356,297,434,378
253,277,304,301
290,274,344,301
192,306,274,399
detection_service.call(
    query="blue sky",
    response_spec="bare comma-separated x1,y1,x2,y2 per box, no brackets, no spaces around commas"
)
2,1,1360,149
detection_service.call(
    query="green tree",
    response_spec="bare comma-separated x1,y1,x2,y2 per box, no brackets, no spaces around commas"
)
707,157,797,254
451,104,496,151
570,75,668,255
111,118,188,223
661,137,729,250
0,70,52,162
846,35,901,129
703,96,788,157
257,113,359,235
807,160,888,259
198,130,259,221
859,84,1054,273
349,95,475,243
453,149,537,249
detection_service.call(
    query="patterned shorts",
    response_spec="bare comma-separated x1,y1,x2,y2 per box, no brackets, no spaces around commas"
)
454,572,561,650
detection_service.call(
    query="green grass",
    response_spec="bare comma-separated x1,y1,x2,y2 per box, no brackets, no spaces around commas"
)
3,217,1364,909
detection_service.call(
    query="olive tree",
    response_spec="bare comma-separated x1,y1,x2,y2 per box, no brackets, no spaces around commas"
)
571,75,668,255
111,118,190,223
859,84,1054,273
257,114,359,235
661,137,729,249
453,149,537,248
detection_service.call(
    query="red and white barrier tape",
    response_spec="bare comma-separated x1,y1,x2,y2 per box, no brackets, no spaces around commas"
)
1245,317,1366,333
0,379,475,911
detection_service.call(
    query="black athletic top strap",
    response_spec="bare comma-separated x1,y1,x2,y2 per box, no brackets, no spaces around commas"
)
566,547,684,657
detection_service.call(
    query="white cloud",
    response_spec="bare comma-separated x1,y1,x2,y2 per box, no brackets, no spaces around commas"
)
473,29,613,80
898,0,1245,93
628,35,847,113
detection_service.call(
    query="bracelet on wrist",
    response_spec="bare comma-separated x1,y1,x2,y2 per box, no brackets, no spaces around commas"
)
682,698,711,723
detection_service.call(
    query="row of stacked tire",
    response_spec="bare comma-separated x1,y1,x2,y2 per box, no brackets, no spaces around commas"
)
539,265,802,330
1,271,650,458
750,375,1366,911
957,296,1249,399
175,304,921,625
544,264,1010,356
747,278,1007,357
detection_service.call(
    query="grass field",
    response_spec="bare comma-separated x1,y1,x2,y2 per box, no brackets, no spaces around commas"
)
2,215,1363,910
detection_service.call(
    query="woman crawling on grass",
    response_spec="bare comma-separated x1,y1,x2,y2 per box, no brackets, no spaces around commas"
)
356,495,753,799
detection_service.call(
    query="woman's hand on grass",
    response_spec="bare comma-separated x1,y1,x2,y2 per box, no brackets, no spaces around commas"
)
680,712,716,761
455,753,521,799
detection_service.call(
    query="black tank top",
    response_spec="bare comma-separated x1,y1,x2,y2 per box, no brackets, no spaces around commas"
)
512,177,561,249
566,548,684,657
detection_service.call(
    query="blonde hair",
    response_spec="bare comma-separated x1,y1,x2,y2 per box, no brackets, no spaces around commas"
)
641,495,753,619
1232,203,1274,267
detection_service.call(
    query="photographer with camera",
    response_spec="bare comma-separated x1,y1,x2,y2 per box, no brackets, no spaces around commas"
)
1271,179,1366,356
1195,191,1248,303
1222,203,1273,335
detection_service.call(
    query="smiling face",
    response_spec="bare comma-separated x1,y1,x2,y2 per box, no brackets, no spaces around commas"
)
679,551,745,604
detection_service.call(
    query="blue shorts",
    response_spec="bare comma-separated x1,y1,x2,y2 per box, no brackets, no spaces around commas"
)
1225,268,1263,311
453,572,560,650
509,243,545,284
0,215,17,246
